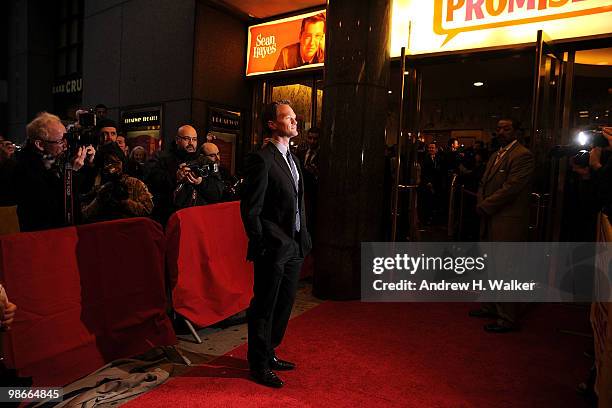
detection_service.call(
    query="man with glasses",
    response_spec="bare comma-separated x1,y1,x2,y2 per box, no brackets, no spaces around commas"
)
11,112,96,231
173,141,226,209
146,125,200,224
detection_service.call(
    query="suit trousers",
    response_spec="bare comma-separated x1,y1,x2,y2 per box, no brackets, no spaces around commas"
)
247,242,303,370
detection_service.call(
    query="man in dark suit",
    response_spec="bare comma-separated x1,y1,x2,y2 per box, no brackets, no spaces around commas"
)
240,100,312,388
419,142,446,225
471,118,534,333
297,127,320,235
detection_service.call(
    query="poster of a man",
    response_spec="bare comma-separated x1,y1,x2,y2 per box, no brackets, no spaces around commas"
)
274,13,326,71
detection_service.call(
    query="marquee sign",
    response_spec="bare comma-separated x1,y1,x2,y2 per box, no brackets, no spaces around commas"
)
391,0,612,56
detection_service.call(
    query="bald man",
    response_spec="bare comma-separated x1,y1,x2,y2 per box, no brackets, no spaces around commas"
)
201,142,220,163
199,142,240,201
174,141,232,209
145,124,200,224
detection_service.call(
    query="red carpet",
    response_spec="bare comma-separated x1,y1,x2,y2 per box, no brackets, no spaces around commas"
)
126,302,591,407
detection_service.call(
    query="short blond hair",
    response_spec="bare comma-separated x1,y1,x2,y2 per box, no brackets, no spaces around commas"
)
26,112,63,142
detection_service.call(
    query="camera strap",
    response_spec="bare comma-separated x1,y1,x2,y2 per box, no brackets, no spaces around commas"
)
64,163,75,225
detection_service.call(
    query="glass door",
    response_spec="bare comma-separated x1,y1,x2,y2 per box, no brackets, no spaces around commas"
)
529,30,566,241
533,34,612,242
397,49,535,242
556,46,612,241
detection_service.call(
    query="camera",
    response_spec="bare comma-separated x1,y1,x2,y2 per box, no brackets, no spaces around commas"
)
577,130,609,149
550,128,609,164
97,179,129,207
64,109,98,155
184,158,219,178
78,110,97,128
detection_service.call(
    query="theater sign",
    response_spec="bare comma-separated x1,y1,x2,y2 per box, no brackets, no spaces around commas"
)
391,0,612,56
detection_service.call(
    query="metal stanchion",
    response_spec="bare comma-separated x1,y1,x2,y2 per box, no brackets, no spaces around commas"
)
397,184,419,241
457,186,477,241
447,173,458,238
391,47,407,242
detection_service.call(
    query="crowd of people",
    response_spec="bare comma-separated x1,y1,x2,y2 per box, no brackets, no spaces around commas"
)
415,123,612,240
416,136,489,238
0,110,239,232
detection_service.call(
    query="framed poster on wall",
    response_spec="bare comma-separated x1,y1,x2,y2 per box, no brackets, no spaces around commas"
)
207,107,241,175
120,106,163,156
246,9,326,76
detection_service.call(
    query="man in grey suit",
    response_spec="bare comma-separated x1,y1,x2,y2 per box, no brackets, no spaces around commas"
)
470,118,535,333
240,100,312,388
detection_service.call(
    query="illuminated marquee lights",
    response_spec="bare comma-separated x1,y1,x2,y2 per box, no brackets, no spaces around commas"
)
390,0,611,56
434,0,612,45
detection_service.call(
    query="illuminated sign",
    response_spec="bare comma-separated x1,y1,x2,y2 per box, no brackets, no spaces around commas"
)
391,0,612,56
120,107,162,155
209,107,241,132
121,110,160,127
246,10,326,76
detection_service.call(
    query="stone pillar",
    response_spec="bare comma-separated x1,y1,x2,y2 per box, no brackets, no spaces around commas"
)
313,0,391,299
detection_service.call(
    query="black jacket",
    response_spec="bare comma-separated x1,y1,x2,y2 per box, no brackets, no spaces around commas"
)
145,142,197,224
11,146,95,231
240,143,312,261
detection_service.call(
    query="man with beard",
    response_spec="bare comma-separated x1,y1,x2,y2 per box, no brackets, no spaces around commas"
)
146,125,199,224
11,112,96,231
81,143,153,222
172,142,226,209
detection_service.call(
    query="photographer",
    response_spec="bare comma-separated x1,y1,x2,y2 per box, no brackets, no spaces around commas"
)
81,143,153,222
588,127,612,215
565,127,612,240
146,125,200,224
173,142,225,209
11,112,96,231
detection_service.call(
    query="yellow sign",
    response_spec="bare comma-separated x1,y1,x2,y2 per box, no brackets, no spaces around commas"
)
391,0,612,56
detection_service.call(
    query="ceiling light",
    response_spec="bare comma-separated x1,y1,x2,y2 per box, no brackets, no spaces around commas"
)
473,81,484,87
388,90,393,94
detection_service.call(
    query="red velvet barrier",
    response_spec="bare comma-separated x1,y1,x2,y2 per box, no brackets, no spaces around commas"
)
0,218,176,387
166,202,254,328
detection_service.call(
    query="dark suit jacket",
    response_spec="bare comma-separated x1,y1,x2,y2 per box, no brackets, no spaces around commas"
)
11,145,96,231
420,154,446,190
240,143,312,261
477,141,534,241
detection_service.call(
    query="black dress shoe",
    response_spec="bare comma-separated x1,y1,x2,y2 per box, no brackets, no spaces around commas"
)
250,368,284,388
468,309,497,319
484,322,518,333
270,356,296,371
